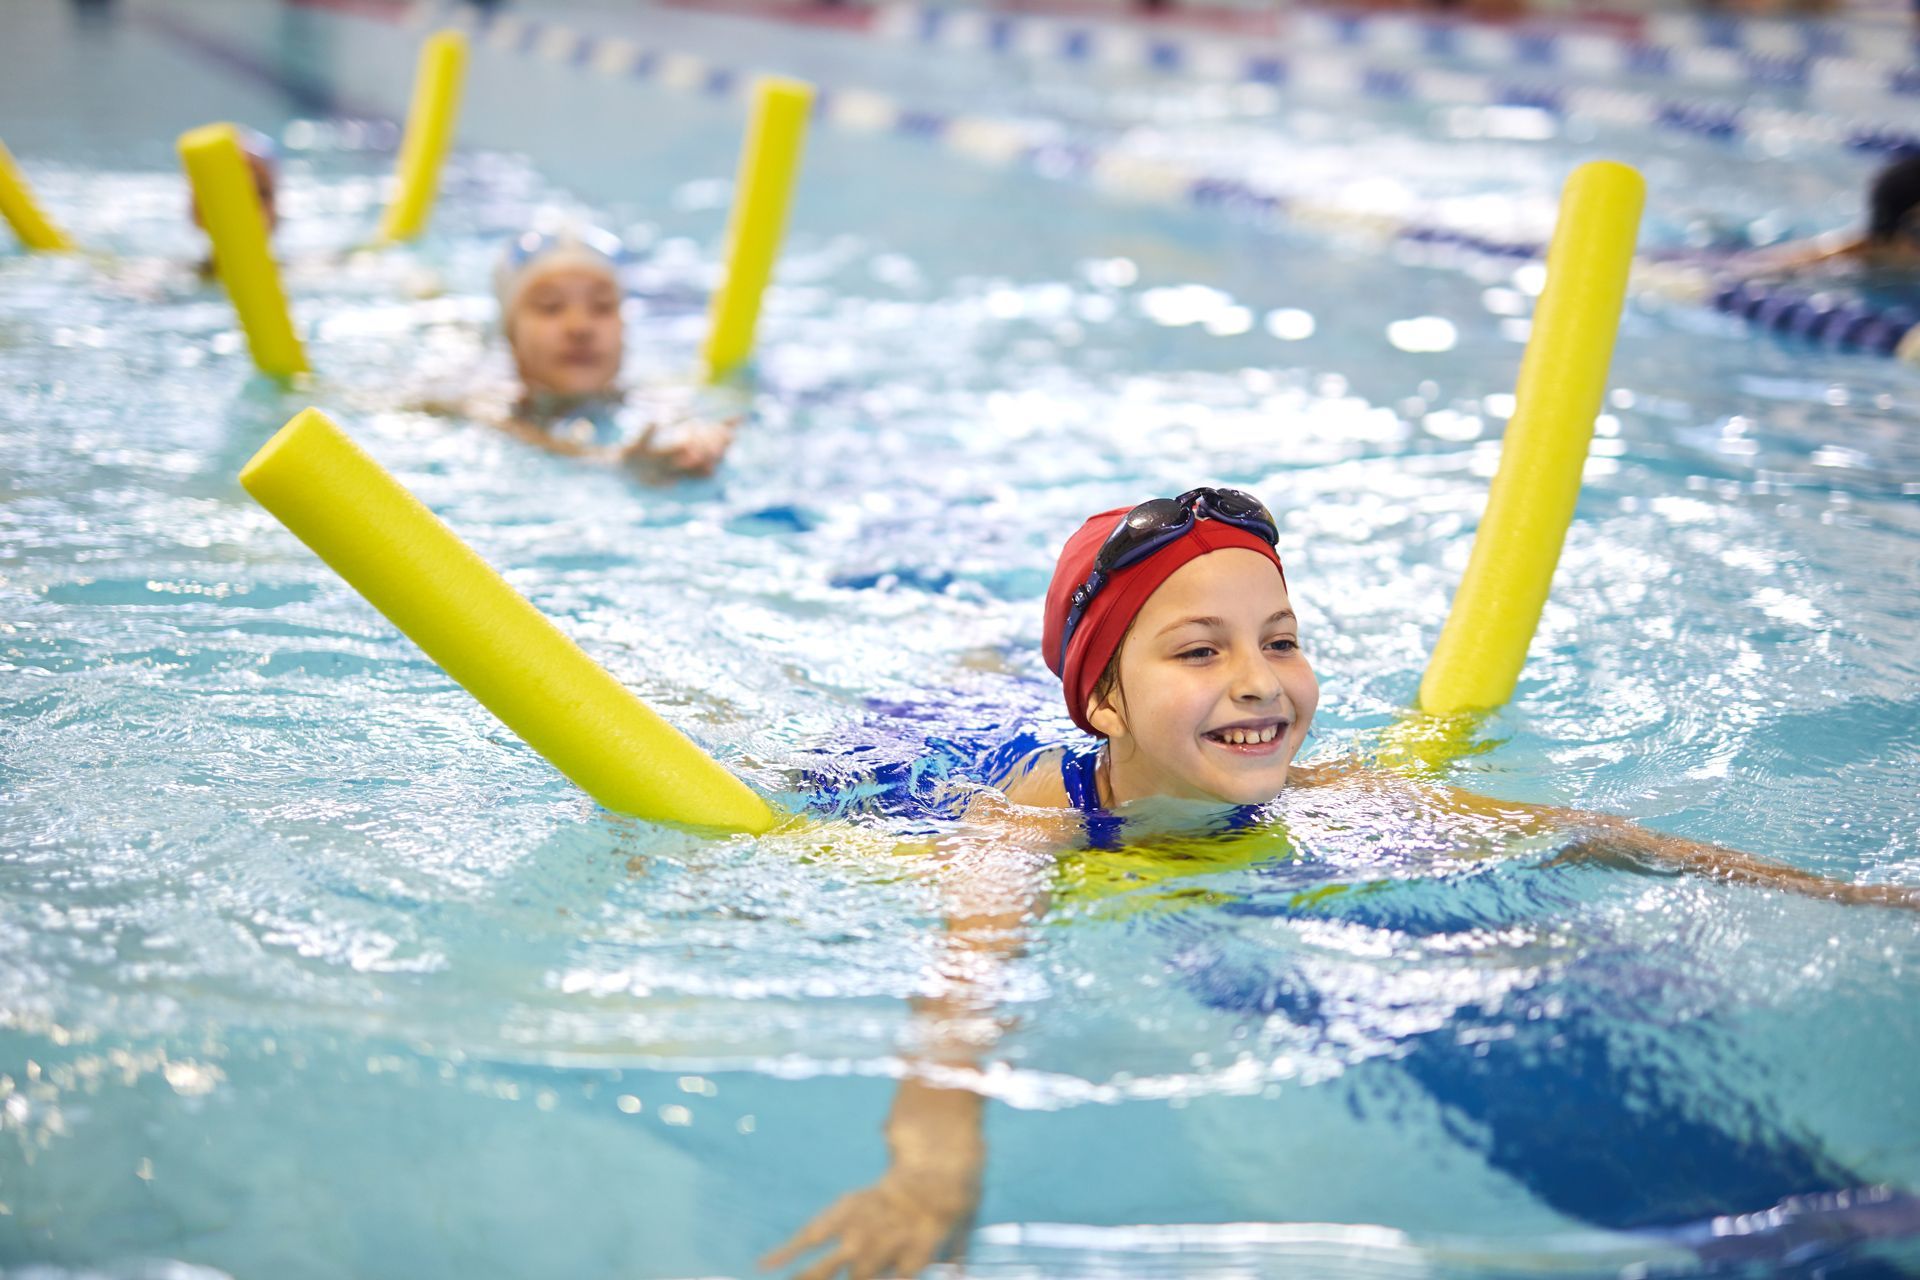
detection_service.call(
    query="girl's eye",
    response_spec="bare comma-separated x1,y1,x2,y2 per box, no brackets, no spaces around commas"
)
1175,646,1217,661
1266,637,1299,653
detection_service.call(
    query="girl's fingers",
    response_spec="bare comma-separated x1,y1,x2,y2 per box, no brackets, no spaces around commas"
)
761,1200,853,1270
794,1241,859,1280
848,1225,916,1280
894,1226,948,1278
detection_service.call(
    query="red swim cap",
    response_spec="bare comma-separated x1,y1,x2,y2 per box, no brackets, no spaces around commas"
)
1042,505,1285,737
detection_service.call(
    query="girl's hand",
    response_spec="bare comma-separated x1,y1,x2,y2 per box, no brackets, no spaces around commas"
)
621,416,737,477
763,1079,985,1278
760,1160,978,1280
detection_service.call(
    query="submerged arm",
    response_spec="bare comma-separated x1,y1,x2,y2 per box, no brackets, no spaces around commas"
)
1324,761,1919,910
763,816,1056,1278
1545,811,1920,909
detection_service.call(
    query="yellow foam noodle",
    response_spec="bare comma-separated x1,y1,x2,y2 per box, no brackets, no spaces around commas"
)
1055,827,1294,919
376,30,468,244
239,408,779,834
178,124,308,379
1373,709,1499,779
1416,160,1644,718
702,76,814,381
0,139,74,251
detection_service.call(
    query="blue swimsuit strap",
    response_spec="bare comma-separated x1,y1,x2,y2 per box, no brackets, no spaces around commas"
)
1061,745,1266,845
1059,745,1125,850
1060,744,1103,814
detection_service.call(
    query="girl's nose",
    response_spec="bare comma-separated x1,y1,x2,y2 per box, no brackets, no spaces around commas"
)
1231,647,1282,704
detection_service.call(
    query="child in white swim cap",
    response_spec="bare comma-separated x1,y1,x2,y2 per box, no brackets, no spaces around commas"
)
490,224,734,476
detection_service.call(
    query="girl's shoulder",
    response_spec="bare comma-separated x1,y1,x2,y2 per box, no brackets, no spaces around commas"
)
992,746,1072,810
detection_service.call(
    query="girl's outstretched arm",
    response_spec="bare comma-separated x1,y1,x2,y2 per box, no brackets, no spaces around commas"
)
616,415,737,477
1730,230,1866,278
762,806,1061,1279
1545,812,1920,909
490,411,735,475
1310,760,1918,910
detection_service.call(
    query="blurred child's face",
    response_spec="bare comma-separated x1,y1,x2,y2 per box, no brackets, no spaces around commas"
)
509,267,623,399
1088,548,1318,807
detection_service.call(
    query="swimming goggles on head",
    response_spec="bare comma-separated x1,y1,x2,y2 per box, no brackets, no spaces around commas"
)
501,224,626,269
1056,487,1278,669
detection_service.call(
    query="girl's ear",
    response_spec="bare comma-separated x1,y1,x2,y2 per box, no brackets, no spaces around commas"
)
1086,691,1126,740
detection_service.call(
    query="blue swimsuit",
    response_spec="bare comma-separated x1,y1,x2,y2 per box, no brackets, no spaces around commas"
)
1062,744,1268,849
1059,745,1125,850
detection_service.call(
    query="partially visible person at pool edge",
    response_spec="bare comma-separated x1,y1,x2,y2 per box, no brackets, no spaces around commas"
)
764,486,1920,1280
486,225,734,475
1735,150,1920,277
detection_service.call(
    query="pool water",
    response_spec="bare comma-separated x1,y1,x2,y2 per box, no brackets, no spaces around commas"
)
3,1,1919,1276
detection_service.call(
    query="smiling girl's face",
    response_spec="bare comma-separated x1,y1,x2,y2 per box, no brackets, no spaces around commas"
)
1087,548,1318,807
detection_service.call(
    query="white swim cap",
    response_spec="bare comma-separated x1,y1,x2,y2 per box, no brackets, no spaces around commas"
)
492,223,624,328
236,126,277,163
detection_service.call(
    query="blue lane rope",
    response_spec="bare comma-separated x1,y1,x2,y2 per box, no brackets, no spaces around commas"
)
380,2,1913,364
1710,279,1918,357
876,4,1920,157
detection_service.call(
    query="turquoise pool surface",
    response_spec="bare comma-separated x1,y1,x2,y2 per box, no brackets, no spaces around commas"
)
3,1,1920,1276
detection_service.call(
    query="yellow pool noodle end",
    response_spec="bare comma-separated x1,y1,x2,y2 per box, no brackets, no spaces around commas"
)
1417,161,1644,717
239,408,778,834
376,30,468,245
178,124,308,379
702,76,815,381
0,139,74,252
1374,710,1501,779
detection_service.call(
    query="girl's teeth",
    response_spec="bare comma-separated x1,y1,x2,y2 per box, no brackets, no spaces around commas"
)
1213,725,1284,746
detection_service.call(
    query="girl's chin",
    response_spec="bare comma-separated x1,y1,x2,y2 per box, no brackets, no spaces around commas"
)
1204,764,1291,806
1154,766,1288,808
547,378,616,399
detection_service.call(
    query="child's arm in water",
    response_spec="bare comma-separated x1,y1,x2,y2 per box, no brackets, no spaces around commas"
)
1307,759,1919,910
1728,231,1866,278
614,415,736,477
485,406,737,477
763,806,1061,1279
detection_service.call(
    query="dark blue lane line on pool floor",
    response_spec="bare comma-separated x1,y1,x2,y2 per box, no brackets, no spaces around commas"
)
1164,870,1920,1273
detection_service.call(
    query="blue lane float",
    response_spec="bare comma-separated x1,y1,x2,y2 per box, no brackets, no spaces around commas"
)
1711,280,1919,358
875,3,1920,157
440,3,1551,265
899,1,1920,104
428,1,1917,368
